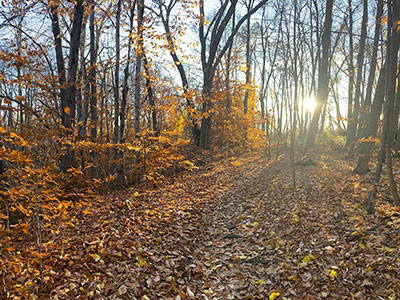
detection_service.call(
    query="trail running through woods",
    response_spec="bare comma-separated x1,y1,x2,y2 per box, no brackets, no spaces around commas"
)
8,151,400,299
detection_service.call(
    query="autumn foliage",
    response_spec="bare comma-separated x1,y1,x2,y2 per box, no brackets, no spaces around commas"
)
2,0,400,298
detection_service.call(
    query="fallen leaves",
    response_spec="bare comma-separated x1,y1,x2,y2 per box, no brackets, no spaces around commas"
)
269,292,280,299
329,269,338,279
3,150,400,299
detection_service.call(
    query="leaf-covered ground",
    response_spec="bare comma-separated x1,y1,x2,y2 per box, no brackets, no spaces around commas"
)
3,150,400,299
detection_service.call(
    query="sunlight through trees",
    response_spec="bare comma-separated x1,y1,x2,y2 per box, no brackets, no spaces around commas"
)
1,0,400,297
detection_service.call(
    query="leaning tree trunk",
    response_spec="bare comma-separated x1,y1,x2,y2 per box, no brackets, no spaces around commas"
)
366,0,400,213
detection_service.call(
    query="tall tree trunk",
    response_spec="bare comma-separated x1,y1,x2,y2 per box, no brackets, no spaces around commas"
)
50,1,85,173
290,1,298,189
131,0,145,185
113,0,127,187
89,0,98,176
121,1,135,143
114,0,121,147
359,0,383,137
76,9,88,138
89,0,98,141
354,0,385,175
143,54,159,136
346,0,368,152
259,9,266,132
346,0,354,137
243,1,252,116
383,0,400,206
135,0,144,137
366,0,400,212
304,0,333,152
225,13,235,113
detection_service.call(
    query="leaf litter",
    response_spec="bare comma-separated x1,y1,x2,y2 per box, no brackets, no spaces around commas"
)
2,150,400,299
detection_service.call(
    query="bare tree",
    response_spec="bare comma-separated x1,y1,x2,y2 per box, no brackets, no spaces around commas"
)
49,0,85,172
303,0,333,152
346,0,368,153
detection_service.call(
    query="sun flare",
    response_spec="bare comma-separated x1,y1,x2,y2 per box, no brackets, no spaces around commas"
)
303,96,316,113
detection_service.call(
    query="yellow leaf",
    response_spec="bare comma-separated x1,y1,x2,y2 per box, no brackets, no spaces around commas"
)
269,292,280,300
231,160,242,166
91,254,101,262
136,254,148,267
302,254,314,263
289,275,299,281
134,192,139,196
255,279,265,285
250,221,258,227
64,107,71,115
329,269,337,279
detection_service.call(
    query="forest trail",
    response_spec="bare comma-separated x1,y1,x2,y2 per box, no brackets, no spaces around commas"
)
4,151,400,299
189,151,400,299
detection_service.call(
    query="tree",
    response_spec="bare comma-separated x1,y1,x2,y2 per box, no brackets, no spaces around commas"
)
366,0,400,213
345,0,368,153
198,0,269,149
49,0,85,173
353,0,384,175
155,0,200,143
303,0,333,152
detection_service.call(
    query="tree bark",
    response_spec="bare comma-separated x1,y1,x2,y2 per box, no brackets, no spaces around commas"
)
358,0,383,138
346,0,368,152
135,0,144,137
89,0,98,142
50,1,85,173
113,0,127,187
366,0,400,212
346,0,354,139
303,0,333,152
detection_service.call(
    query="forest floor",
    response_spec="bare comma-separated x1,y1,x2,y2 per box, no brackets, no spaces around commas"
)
3,149,400,299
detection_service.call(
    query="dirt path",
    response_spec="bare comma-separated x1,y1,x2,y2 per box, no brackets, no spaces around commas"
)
186,152,400,299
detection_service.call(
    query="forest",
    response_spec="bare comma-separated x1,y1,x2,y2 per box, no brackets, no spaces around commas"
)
1,0,400,298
